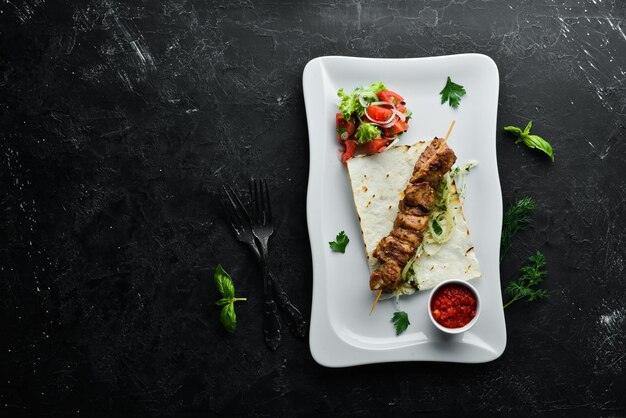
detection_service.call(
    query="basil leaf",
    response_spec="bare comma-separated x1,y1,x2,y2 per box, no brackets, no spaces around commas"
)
214,264,235,298
220,303,237,333
525,135,554,162
503,126,523,136
523,120,532,135
216,298,230,306
503,121,554,161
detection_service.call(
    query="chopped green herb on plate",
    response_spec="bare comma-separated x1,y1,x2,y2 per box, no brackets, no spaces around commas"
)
440,76,466,108
329,231,350,253
392,311,410,335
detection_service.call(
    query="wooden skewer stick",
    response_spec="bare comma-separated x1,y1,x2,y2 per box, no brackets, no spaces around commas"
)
443,119,456,144
369,289,383,316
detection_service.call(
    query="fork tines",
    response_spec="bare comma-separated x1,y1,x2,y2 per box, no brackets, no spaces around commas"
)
220,184,252,233
249,179,272,227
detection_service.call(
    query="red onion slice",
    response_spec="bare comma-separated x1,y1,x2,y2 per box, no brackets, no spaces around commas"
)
380,117,398,128
392,109,406,122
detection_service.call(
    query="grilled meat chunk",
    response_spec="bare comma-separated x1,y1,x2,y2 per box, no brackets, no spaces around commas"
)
391,227,423,247
404,182,435,210
373,236,415,265
370,270,384,291
394,212,428,231
370,261,402,292
398,201,429,216
410,145,456,186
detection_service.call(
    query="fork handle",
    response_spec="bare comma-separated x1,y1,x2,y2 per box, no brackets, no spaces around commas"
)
270,273,307,338
262,263,281,351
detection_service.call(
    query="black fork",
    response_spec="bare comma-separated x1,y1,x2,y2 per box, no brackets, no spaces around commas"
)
249,179,306,337
249,179,273,258
220,185,281,350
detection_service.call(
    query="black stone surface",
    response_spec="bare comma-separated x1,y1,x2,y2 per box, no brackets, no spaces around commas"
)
1,0,625,416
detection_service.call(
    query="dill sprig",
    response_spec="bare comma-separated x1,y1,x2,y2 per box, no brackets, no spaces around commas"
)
500,197,537,261
504,251,549,309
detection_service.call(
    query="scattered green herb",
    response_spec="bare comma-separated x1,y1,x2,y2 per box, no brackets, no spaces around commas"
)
329,231,350,253
504,251,549,308
500,197,537,262
504,121,554,161
337,81,387,121
439,76,466,108
432,219,443,235
214,264,247,333
392,311,410,335
354,122,382,144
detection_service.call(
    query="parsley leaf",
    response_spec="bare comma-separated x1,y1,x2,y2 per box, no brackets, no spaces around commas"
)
329,231,350,253
214,264,247,333
439,76,466,108
354,122,381,144
391,311,410,335
500,197,537,262
337,82,387,121
504,121,554,161
504,251,549,308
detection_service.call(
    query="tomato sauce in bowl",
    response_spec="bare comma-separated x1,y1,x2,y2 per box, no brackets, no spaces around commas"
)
428,280,480,333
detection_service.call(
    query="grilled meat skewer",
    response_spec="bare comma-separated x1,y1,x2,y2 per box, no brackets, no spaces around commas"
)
370,138,457,293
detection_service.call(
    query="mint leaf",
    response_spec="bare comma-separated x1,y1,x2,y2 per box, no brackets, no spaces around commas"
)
329,231,350,253
391,311,410,335
439,76,466,108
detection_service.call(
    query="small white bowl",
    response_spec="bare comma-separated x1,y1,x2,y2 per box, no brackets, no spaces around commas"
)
428,279,481,334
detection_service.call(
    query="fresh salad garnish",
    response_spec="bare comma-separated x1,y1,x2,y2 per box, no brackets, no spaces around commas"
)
336,82,412,163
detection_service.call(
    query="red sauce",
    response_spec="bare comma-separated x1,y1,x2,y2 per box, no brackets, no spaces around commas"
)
431,284,477,328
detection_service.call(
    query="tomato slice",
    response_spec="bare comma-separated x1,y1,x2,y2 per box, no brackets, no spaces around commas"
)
396,104,407,114
365,138,390,155
341,140,358,163
383,120,409,137
376,90,404,106
336,113,355,141
365,105,392,123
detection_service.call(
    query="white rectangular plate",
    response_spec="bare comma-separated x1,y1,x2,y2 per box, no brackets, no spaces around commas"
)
303,54,506,367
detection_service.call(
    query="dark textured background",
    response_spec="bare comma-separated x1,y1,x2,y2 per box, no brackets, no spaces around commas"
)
1,0,625,416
